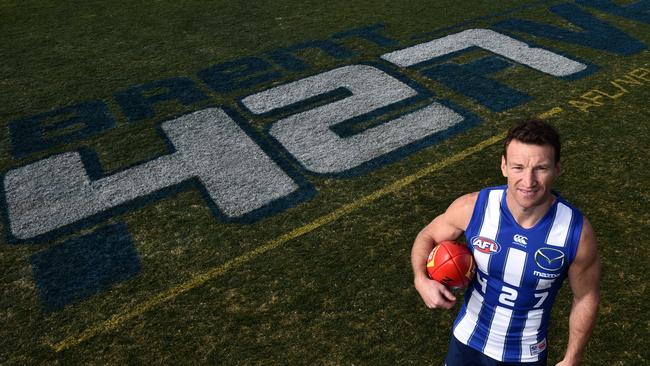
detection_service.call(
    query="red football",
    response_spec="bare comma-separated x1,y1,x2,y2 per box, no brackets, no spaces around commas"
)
426,241,476,289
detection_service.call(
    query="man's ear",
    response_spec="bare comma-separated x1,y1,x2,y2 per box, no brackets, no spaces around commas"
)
555,161,562,176
501,155,508,177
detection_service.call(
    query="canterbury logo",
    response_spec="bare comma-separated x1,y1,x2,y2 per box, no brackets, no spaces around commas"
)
513,234,528,245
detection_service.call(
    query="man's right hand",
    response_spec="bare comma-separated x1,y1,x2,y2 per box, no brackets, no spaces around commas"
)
410,193,476,310
414,275,457,309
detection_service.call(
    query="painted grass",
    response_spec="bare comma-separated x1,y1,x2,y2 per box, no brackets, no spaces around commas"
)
1,0,649,364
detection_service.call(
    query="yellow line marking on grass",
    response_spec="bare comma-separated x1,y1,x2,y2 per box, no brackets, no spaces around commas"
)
50,132,506,353
538,107,564,119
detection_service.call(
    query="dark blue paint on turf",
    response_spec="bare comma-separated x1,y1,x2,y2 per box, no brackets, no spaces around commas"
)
9,101,115,159
197,57,284,94
421,55,532,112
30,223,140,312
267,40,357,72
577,0,650,25
410,0,554,41
494,3,647,55
0,106,315,244
332,23,400,48
410,0,650,42
115,77,210,122
197,23,396,96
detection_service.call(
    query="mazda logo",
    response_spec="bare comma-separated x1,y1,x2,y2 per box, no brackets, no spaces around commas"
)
534,248,565,272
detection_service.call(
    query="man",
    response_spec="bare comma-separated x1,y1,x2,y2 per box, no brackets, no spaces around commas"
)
411,119,600,365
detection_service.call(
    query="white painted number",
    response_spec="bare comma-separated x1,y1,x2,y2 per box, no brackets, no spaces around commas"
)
242,65,466,174
381,28,587,77
4,108,300,239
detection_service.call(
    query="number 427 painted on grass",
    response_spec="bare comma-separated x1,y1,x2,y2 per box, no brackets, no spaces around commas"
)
0,28,600,242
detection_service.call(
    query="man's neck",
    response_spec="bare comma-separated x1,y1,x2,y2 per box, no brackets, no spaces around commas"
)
505,191,556,229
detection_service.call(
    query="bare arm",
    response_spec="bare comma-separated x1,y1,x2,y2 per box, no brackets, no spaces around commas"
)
557,217,600,366
411,192,477,309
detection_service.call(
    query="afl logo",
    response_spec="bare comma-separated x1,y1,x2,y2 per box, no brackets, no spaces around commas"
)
471,236,501,254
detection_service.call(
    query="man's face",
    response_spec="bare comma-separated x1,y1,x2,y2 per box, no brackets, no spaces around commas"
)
501,139,561,209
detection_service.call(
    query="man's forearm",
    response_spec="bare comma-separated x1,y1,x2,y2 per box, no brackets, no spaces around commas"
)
411,231,434,280
561,293,599,365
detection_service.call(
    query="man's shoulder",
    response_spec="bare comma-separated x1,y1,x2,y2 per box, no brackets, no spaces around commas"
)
555,193,584,215
460,185,507,209
480,185,507,194
445,191,480,231
450,191,479,212
449,185,507,213
446,186,508,228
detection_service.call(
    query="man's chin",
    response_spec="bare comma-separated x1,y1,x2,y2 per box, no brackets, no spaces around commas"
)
514,191,539,205
518,192,554,209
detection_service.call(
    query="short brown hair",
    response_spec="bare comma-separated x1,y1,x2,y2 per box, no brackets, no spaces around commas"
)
503,119,561,163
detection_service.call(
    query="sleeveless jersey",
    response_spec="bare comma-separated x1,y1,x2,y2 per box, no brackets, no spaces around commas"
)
452,185,583,362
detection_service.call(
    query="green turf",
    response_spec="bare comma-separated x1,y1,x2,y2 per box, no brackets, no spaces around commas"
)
1,0,649,364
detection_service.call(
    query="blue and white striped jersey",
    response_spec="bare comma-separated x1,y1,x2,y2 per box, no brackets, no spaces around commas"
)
452,185,583,362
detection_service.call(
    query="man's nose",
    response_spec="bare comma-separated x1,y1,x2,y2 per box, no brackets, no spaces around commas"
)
523,169,536,186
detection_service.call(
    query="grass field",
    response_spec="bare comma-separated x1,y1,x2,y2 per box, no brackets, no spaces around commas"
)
1,0,649,364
